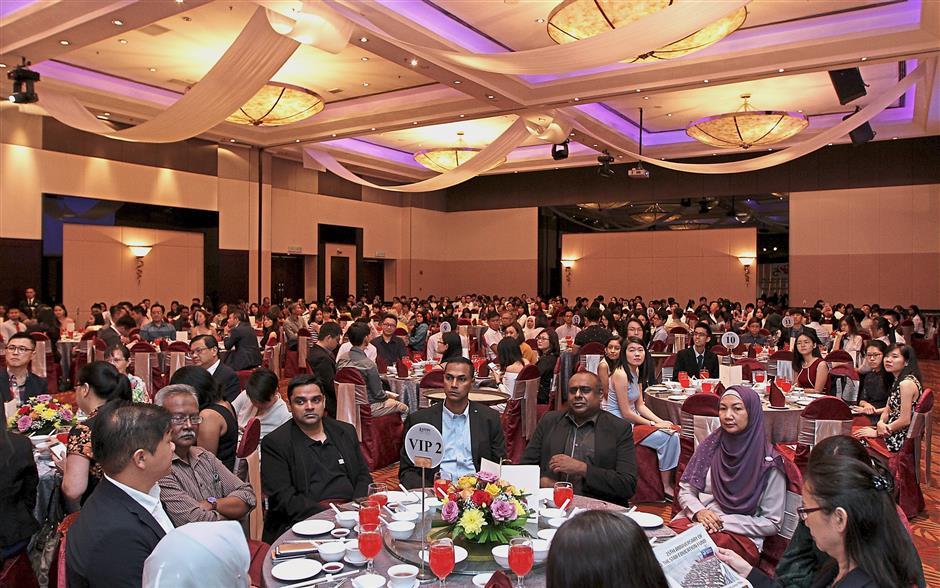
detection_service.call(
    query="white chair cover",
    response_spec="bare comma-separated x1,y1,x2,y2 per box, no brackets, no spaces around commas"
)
581,355,602,375
672,333,687,353
335,381,364,441
297,336,310,370
780,491,802,540
246,449,263,541
796,418,851,447
692,415,720,449
30,340,48,378
512,377,539,440
167,351,188,379
134,351,154,395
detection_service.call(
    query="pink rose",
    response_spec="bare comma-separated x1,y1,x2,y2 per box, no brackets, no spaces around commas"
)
441,500,459,523
59,409,74,421
16,415,32,432
490,500,517,522
36,394,52,403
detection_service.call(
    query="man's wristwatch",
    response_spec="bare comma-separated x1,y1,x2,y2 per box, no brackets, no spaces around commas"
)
206,496,218,510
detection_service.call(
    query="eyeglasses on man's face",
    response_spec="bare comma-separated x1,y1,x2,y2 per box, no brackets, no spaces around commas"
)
6,345,34,355
169,415,204,425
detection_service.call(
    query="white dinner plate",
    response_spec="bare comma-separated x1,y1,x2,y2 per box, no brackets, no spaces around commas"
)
419,545,468,564
537,529,557,541
795,399,814,406
385,490,420,504
766,405,791,410
625,511,664,529
291,519,335,536
271,559,322,581
805,393,825,398
667,395,688,401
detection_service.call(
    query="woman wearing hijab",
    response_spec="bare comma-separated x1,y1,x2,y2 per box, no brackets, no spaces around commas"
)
522,316,540,341
670,386,786,565
142,521,250,588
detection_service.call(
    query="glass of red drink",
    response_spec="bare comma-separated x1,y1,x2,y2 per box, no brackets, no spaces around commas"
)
429,537,455,587
753,370,766,383
368,483,388,508
358,522,382,575
699,369,709,379
508,537,534,587
359,499,380,526
433,472,451,499
553,481,573,509
701,381,713,394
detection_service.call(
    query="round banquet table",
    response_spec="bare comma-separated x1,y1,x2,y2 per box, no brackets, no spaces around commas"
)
424,388,510,407
381,375,421,413
262,494,674,588
644,386,804,444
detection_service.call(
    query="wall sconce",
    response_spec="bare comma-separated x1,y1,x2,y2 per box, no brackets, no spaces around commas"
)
128,246,152,285
561,259,576,286
737,256,755,287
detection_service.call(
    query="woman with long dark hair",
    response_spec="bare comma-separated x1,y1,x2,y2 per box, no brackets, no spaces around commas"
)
169,366,237,471
533,328,559,404
855,340,892,425
438,331,463,364
597,336,621,414
853,344,922,451
792,328,829,393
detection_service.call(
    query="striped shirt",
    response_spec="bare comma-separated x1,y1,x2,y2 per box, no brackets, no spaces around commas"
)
159,446,256,527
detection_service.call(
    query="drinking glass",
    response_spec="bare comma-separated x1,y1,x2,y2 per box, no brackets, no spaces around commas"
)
358,522,382,575
753,370,766,384
368,483,388,508
508,537,534,587
429,537,455,587
701,381,713,394
553,481,573,510
433,471,451,499
359,499,380,526
699,369,709,380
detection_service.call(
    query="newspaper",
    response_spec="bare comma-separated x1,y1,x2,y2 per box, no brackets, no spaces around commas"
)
652,525,750,588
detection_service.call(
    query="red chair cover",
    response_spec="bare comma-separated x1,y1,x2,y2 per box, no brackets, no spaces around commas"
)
758,328,771,336
769,350,792,361
710,345,730,356
578,341,605,355
668,326,689,334
51,512,80,588
247,539,270,588
297,328,311,337
732,343,748,354
826,349,853,364
166,340,190,352
649,340,667,353
525,338,538,350
335,367,403,471
733,358,765,381
457,318,471,326
0,552,38,588
911,338,939,360
282,349,301,379
236,369,253,391
237,417,262,459
418,370,444,409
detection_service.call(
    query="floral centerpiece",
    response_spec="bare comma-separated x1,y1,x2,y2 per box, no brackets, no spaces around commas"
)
7,394,77,436
439,470,531,544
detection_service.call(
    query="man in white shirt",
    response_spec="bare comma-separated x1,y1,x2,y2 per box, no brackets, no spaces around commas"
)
482,311,503,362
66,403,176,588
554,310,581,344
231,367,291,439
0,307,26,341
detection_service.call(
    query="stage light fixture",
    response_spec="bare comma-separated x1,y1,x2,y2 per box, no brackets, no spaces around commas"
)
597,149,615,178
7,59,39,104
551,139,569,161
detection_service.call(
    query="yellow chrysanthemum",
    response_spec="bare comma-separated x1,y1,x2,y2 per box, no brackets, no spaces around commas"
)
41,409,56,420
457,476,477,490
485,483,501,497
459,509,486,535
512,499,526,517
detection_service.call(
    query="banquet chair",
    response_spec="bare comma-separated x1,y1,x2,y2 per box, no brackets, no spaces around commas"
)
649,340,667,353
578,342,605,374
671,393,720,515
911,337,939,360
759,328,771,337
69,331,98,386
828,364,859,403
418,370,445,409
236,369,254,392
29,332,61,394
334,367,403,471
825,349,853,365
661,353,677,382
734,358,765,381
92,337,108,361
775,397,852,472
51,512,80,588
261,341,281,378
0,551,37,588
525,338,538,351
710,345,730,356
863,388,934,518
501,365,540,463
732,343,749,355
756,454,804,576
165,340,191,381
769,350,792,361
130,340,164,395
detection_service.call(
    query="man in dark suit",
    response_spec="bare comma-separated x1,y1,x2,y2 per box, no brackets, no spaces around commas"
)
399,357,506,489
520,371,636,506
18,286,41,319
97,314,135,349
261,374,372,544
66,404,176,588
1,332,47,403
189,334,241,402
222,309,262,372
307,321,341,417
673,321,720,379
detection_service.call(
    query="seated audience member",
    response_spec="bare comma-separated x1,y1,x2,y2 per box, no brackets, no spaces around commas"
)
189,335,241,403
171,306,191,332
336,319,377,362
0,402,40,585
718,455,921,587
671,386,786,565
623,318,658,387
188,309,215,339
0,307,27,341
142,521,251,588
337,322,408,416
222,310,262,372
856,341,891,424
59,361,133,511
830,316,863,359
804,308,830,347
308,321,341,417
371,312,408,366
98,314,136,348
437,331,465,364
608,337,679,499
169,367,237,472
520,371,637,506
546,510,667,588
232,368,290,438
26,306,61,361
793,328,830,394
282,302,308,351
554,309,581,346
84,304,106,329
493,337,527,397
258,313,279,347
482,310,503,361
883,309,906,345
399,358,505,488
534,329,560,404
573,307,612,350
408,310,429,354
597,336,622,410
780,308,805,347
853,344,922,450
523,316,540,341
504,321,538,365
766,435,925,588
673,322,720,379
650,311,669,345
140,304,176,342
871,316,896,346
106,343,148,403
739,318,767,346
0,332,46,403
155,385,255,527
66,404,176,588
261,375,373,543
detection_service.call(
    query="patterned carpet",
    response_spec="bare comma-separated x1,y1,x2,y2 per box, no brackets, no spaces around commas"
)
373,359,940,582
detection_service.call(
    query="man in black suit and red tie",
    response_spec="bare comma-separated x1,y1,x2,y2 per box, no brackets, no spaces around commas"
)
673,321,720,379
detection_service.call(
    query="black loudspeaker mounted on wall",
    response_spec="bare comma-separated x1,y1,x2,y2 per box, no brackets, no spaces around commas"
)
828,68,867,105
843,106,876,145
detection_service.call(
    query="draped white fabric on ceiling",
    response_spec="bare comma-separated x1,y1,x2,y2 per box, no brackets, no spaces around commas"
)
37,8,300,143
566,59,931,175
325,0,750,76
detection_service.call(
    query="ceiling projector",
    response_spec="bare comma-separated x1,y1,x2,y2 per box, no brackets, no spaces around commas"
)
628,163,650,179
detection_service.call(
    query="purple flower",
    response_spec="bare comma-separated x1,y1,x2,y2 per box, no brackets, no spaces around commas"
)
441,500,460,523
476,471,499,484
59,409,73,421
36,394,52,403
490,500,517,522
16,415,32,432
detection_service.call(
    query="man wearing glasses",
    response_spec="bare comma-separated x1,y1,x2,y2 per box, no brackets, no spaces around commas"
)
1,332,47,404
189,335,241,403
154,384,256,526
673,322,720,379
371,312,408,367
519,371,637,506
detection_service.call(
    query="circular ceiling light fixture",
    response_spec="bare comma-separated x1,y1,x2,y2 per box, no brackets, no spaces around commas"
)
578,202,629,211
226,82,324,127
546,0,746,61
686,94,808,150
413,131,504,173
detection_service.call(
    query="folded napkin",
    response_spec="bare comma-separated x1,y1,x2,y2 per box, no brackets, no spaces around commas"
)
479,362,490,377
485,570,514,588
769,380,786,408
396,359,408,378
376,356,388,373
713,382,725,396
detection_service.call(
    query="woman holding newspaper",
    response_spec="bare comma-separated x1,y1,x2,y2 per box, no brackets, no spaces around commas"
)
669,386,787,566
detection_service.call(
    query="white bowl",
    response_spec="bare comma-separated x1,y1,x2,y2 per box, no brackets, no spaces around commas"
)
473,573,494,587
548,517,568,529
491,545,510,568
540,508,565,522
386,521,415,540
392,511,419,523
424,497,442,512
402,502,432,514
531,539,550,563
345,540,362,560
537,529,556,542
387,564,419,587
352,574,386,588
318,541,347,562
334,511,359,529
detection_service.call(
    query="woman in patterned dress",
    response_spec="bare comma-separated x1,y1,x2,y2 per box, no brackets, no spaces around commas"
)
853,344,922,451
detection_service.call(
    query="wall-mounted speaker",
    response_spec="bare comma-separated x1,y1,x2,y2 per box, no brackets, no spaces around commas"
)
828,68,867,105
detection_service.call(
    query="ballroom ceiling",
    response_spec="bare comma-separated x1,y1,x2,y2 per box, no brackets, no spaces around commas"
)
1,0,938,182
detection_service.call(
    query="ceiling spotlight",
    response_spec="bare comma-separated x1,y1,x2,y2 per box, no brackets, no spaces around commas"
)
331,133,336,137
643,96,649,100
59,40,70,46
412,122,418,125
597,149,615,178
148,67,157,72
229,138,236,143
778,68,785,72
536,18,545,23
860,57,867,61
453,80,461,84
295,139,300,142
112,19,124,26
370,127,375,131
362,82,369,87
410,58,419,66
7,60,40,104
573,97,580,101
666,113,672,117
628,107,650,179
359,36,368,42
486,94,495,99
551,139,569,161
0,64,6,68
459,114,465,118
175,0,184,4
361,57,369,61
118,38,128,44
